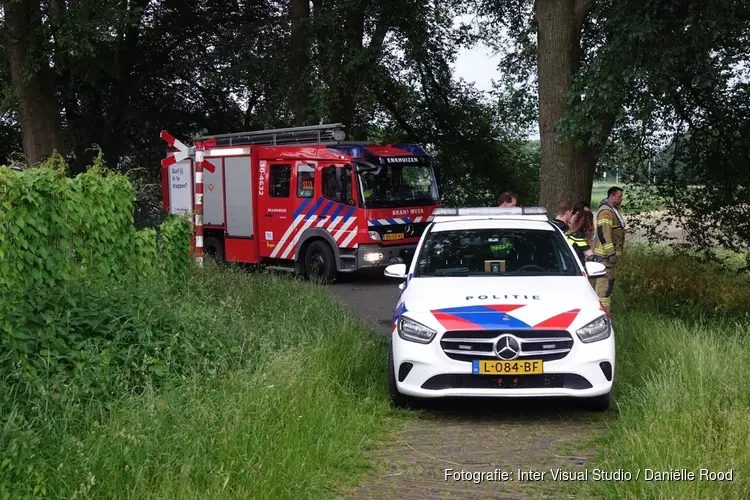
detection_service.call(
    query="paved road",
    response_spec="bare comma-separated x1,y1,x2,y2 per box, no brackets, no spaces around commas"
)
328,271,613,499
329,270,400,336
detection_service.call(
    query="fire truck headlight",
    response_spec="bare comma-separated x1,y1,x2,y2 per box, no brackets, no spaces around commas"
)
364,252,384,263
368,231,381,241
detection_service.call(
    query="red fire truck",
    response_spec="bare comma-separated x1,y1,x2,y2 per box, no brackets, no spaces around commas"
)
160,123,442,281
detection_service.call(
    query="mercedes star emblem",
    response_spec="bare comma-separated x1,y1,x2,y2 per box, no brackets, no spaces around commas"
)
404,224,414,236
495,334,521,360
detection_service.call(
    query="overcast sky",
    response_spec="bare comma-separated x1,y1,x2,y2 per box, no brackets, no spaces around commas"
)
452,43,502,93
450,32,540,139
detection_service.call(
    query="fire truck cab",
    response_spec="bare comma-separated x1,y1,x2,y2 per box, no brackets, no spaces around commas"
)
161,123,442,282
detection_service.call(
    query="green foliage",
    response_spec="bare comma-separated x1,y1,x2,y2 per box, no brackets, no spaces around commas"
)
0,152,395,499
579,247,750,499
0,154,194,421
134,228,159,279
160,215,193,281
616,244,750,320
0,163,73,301
584,313,750,499
0,264,398,499
0,154,192,297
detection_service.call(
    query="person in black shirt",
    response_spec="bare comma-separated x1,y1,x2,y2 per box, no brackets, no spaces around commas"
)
552,200,572,233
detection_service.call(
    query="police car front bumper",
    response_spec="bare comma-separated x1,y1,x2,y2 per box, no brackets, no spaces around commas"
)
357,243,417,269
392,327,615,399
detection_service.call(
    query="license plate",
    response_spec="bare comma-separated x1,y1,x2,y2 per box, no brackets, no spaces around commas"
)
472,359,543,375
384,233,404,241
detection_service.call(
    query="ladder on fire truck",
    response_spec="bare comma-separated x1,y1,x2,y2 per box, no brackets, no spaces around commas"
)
193,122,349,147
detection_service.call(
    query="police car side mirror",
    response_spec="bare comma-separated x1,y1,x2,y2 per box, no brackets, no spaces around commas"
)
585,261,607,278
384,263,407,279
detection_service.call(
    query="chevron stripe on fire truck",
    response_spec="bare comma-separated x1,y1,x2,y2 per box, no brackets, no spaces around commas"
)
270,198,359,260
367,216,434,226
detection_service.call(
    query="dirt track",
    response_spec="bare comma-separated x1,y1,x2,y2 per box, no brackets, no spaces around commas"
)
328,273,614,499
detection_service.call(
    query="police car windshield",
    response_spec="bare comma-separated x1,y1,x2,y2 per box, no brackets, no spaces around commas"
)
357,163,439,209
414,228,580,277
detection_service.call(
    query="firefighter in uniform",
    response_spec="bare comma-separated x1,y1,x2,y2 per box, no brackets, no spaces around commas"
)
593,187,625,315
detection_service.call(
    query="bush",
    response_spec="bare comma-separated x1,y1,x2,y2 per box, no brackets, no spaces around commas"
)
1,154,397,499
0,156,194,296
616,244,750,319
0,264,394,499
1,156,196,419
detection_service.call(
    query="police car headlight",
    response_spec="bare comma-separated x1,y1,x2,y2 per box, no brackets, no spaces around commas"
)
397,316,437,344
576,315,611,343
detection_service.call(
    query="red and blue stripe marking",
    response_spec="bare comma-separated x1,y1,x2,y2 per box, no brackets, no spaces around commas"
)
430,305,580,331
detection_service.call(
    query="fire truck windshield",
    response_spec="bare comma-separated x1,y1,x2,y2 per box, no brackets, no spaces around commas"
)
356,161,439,209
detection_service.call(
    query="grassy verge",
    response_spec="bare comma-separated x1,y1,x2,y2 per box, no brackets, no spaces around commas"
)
1,263,400,499
583,314,750,499
579,246,750,499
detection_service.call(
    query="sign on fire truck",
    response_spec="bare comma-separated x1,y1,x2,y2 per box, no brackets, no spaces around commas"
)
160,123,442,282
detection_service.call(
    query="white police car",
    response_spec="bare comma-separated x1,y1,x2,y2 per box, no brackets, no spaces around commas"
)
383,207,614,411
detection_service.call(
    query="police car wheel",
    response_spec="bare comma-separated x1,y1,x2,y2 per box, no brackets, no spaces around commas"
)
304,240,336,283
388,343,415,409
583,391,611,411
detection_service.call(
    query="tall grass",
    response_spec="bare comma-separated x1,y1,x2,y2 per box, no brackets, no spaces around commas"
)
0,263,397,499
616,244,750,320
584,314,750,499
581,246,750,499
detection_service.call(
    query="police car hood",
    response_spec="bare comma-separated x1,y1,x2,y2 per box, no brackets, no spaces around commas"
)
399,276,605,331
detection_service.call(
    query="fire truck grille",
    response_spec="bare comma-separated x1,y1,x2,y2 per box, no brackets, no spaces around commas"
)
370,221,429,241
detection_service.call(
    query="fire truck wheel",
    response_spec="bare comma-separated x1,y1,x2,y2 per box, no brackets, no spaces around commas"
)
203,236,225,263
303,240,336,283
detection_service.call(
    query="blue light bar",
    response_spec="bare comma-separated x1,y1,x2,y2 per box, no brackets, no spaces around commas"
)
432,207,548,216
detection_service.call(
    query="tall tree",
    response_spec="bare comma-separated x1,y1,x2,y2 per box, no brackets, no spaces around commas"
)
2,0,67,165
290,0,311,125
535,0,600,212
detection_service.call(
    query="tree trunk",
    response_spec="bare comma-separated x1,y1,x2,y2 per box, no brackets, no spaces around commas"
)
3,0,67,166
290,0,311,126
101,0,150,170
535,0,595,213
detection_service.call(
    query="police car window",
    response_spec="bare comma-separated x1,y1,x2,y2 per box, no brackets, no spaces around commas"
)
297,164,315,198
270,164,291,198
415,228,580,277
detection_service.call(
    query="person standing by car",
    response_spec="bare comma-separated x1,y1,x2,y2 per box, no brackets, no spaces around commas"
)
593,187,626,314
552,200,573,233
567,210,600,287
497,191,517,207
567,210,595,263
569,201,591,227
